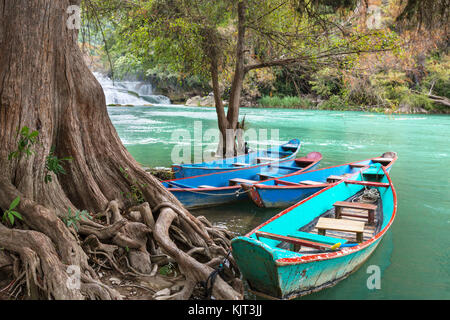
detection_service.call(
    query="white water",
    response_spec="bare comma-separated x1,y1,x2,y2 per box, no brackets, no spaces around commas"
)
94,72,171,106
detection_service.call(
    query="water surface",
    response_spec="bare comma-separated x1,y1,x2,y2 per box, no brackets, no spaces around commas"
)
109,105,450,300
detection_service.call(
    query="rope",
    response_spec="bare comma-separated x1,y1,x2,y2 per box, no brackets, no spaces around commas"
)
169,186,253,197
353,187,380,204
201,250,232,300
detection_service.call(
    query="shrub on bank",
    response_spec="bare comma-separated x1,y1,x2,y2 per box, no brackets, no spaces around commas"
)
258,95,314,108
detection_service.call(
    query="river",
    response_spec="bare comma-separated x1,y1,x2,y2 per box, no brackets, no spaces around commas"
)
108,104,450,300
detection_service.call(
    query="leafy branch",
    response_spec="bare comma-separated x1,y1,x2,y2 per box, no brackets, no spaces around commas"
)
61,208,92,231
44,147,73,184
119,166,147,205
8,126,39,160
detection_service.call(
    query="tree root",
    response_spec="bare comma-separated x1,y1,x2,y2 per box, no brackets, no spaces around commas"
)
0,184,243,300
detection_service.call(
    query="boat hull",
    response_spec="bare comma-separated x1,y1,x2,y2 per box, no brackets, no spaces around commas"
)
232,236,382,299
164,152,322,209
173,139,301,179
167,186,248,209
248,185,324,209
231,164,397,299
248,156,396,208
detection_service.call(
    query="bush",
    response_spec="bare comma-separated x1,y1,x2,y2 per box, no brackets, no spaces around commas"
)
258,95,314,108
310,67,343,99
422,54,450,99
400,93,434,111
318,95,348,110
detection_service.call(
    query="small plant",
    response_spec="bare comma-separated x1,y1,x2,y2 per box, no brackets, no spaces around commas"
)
158,262,176,276
119,167,147,205
44,147,72,183
61,208,92,231
2,196,23,226
8,126,39,160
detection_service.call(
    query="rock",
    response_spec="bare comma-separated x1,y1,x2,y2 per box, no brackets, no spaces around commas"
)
185,94,226,107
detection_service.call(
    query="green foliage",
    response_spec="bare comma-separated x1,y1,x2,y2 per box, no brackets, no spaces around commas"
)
119,167,147,205
422,54,450,99
318,95,348,110
258,96,314,109
2,196,23,226
44,147,72,184
400,94,434,111
61,208,92,231
158,262,176,276
310,68,343,98
8,126,39,160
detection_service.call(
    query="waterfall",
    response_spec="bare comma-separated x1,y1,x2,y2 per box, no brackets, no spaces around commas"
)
94,72,171,106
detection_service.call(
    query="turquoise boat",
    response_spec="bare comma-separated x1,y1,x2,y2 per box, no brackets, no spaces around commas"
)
243,152,397,208
231,163,397,299
172,139,301,178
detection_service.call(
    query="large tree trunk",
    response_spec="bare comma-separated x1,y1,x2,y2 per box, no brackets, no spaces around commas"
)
0,0,242,300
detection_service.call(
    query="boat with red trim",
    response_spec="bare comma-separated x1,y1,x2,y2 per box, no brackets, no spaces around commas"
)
172,139,301,178
242,152,397,208
163,151,322,209
231,162,397,299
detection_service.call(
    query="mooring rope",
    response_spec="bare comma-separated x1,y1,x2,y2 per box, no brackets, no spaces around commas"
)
201,250,232,300
167,186,253,197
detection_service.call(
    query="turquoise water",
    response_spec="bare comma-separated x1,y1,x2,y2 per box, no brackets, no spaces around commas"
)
108,105,450,299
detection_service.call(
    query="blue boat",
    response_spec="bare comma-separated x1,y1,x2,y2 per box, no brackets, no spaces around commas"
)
172,139,301,178
162,151,322,209
231,163,397,299
243,152,398,208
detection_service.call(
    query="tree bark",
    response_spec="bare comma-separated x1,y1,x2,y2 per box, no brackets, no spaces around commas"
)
0,0,242,300
213,1,247,157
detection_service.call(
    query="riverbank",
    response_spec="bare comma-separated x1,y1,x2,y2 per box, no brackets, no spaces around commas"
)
182,94,449,114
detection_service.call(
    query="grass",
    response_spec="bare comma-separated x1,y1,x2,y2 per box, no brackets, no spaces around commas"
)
258,95,314,109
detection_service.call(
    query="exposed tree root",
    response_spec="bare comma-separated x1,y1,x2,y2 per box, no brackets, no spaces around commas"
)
0,191,243,300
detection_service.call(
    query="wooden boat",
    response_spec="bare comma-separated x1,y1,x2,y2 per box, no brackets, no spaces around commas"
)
242,152,397,208
172,139,301,178
162,152,322,209
231,163,397,299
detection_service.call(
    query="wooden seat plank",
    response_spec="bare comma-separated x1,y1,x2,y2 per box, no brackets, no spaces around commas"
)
334,201,377,225
256,157,278,163
287,230,348,245
334,201,377,210
299,180,323,185
345,180,389,188
316,217,365,243
255,231,333,250
232,162,248,167
229,178,258,186
274,180,303,186
326,175,345,183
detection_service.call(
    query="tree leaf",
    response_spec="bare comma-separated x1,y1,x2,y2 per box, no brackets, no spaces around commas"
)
9,196,20,210
10,211,23,220
8,213,14,225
